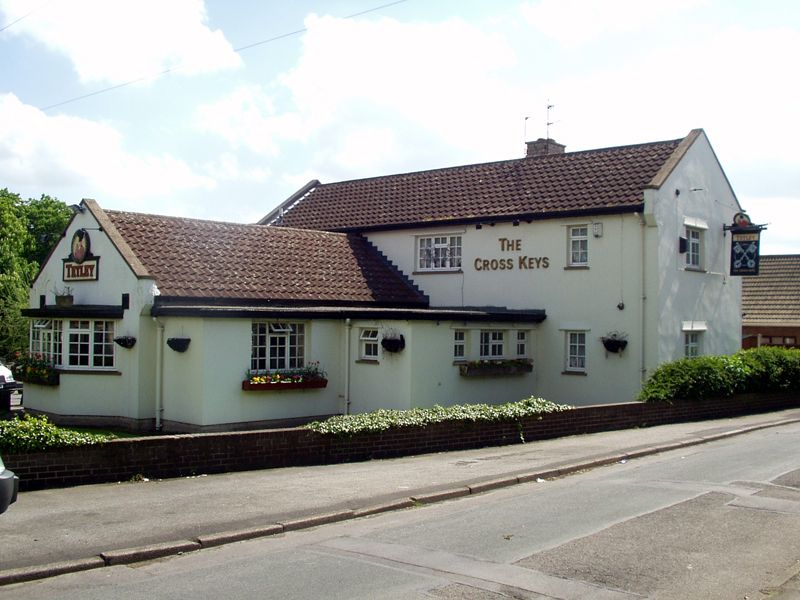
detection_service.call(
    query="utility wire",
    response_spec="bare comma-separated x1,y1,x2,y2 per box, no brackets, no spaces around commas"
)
39,0,408,112
0,0,52,33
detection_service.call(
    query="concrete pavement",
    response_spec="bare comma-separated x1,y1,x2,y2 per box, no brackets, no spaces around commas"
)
1,407,800,586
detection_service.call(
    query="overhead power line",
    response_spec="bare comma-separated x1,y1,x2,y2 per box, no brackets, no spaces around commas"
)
0,0,52,34
39,0,409,112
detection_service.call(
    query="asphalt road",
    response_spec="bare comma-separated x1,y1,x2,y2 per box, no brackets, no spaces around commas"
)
3,420,800,599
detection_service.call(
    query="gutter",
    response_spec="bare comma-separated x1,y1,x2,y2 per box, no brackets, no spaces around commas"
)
344,318,352,415
637,213,648,384
153,317,165,431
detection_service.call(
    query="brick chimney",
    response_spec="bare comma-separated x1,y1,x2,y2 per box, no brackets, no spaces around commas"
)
526,138,566,158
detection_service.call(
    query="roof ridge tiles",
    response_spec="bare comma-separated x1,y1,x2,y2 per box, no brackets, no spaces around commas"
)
309,136,685,190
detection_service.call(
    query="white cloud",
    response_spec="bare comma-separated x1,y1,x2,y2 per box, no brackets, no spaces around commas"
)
539,26,800,167
194,85,305,156
0,93,215,202
203,152,269,182
520,0,706,46
0,0,241,84
742,196,800,256
195,14,525,178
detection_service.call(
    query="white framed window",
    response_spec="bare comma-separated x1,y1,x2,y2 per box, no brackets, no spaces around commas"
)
685,226,703,270
29,319,115,369
479,330,504,358
684,331,702,357
30,319,63,365
515,331,528,357
418,235,462,271
568,226,589,267
565,331,587,372
67,320,115,368
27,320,115,369
453,330,466,360
360,328,380,360
251,322,305,372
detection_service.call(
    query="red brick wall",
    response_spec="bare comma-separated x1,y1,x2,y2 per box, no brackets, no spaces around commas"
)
6,394,798,491
742,326,800,349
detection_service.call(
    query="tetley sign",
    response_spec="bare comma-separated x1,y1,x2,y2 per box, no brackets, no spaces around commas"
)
63,229,100,282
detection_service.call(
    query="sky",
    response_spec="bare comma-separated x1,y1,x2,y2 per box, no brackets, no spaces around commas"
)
0,0,798,254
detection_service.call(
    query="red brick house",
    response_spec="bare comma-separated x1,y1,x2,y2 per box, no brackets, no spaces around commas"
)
742,254,800,349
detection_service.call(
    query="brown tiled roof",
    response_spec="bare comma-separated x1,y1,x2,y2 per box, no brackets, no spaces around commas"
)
267,133,693,231
742,255,800,326
101,208,427,306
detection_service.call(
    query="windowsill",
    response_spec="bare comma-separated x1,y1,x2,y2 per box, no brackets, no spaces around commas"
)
412,269,463,275
452,360,467,365
683,267,707,273
355,359,379,364
564,265,589,270
561,370,587,376
57,369,122,376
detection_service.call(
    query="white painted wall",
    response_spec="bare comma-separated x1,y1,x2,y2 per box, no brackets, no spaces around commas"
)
25,209,157,422
369,214,647,406
367,134,742,406
407,321,540,408
159,318,345,428
646,131,742,364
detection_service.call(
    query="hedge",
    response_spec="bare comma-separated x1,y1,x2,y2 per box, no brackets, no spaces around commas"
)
0,414,115,453
306,396,571,435
638,347,800,402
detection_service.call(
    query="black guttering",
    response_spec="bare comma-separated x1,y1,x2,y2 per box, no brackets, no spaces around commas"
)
152,295,429,310
22,305,126,319
150,303,547,323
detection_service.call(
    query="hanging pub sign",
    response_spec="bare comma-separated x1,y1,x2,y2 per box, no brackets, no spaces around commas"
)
725,212,765,277
63,228,100,281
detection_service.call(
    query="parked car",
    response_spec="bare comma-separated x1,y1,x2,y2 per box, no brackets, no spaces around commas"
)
0,361,19,412
0,455,18,514
0,361,14,389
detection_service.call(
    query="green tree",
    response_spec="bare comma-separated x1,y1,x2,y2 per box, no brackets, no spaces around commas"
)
21,195,72,265
0,189,71,361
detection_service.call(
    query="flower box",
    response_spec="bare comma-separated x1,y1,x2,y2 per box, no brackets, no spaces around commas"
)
242,379,328,391
55,294,73,307
11,353,60,386
17,371,60,386
458,359,533,377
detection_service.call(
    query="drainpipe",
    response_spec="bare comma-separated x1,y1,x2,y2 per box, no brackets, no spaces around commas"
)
637,213,647,384
344,318,352,415
153,317,164,431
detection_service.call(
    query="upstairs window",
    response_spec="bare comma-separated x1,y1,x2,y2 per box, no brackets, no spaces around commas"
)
418,235,462,271
251,322,305,372
568,226,589,267
685,226,703,270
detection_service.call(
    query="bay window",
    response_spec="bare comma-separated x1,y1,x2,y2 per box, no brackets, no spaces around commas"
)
29,319,115,369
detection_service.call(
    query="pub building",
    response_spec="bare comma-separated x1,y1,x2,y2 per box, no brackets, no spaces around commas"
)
22,129,744,432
